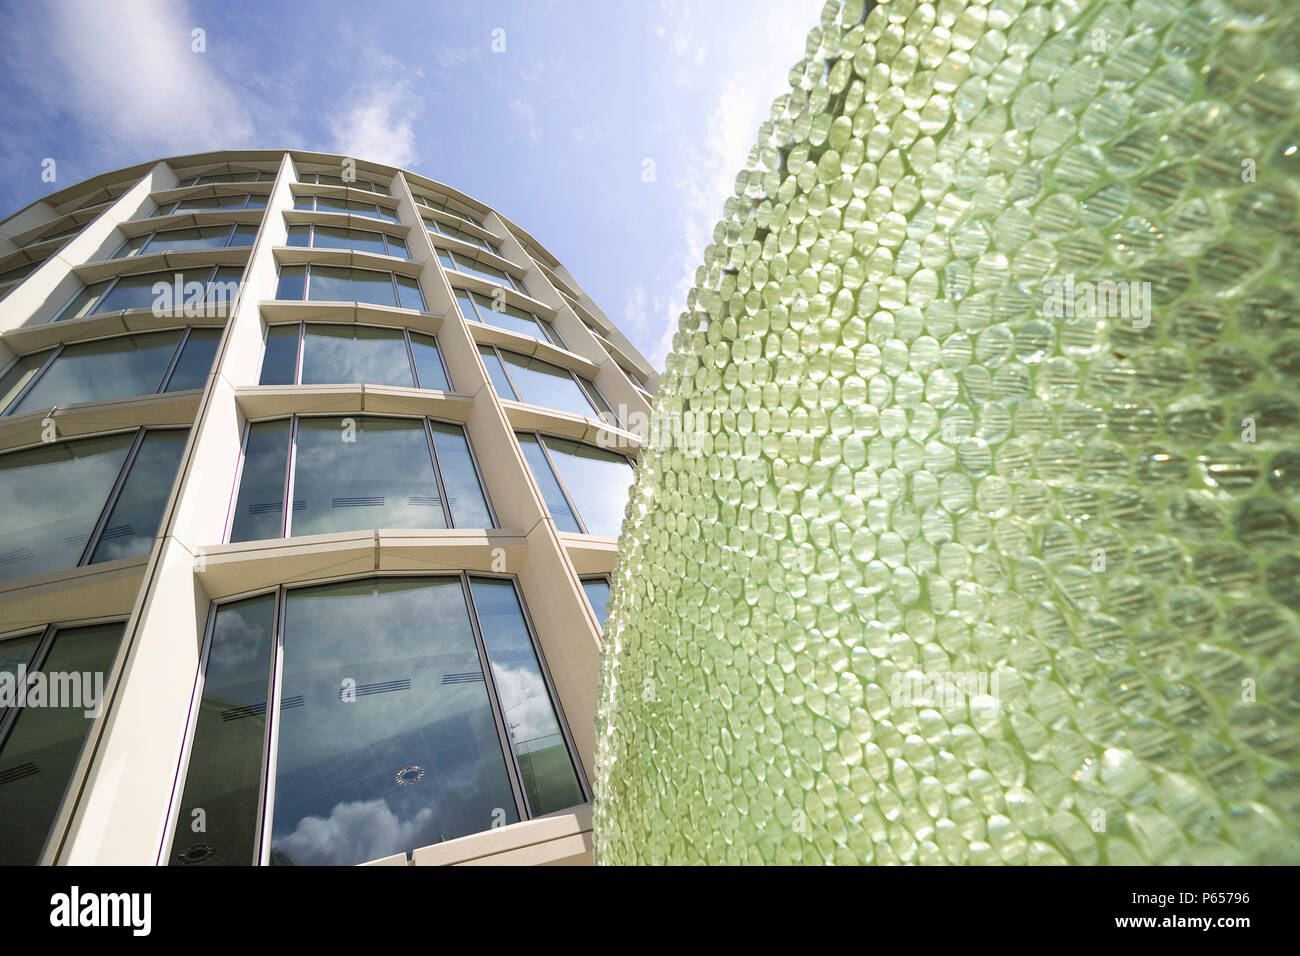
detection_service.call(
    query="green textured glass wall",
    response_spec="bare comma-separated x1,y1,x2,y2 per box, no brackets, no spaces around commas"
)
595,0,1300,864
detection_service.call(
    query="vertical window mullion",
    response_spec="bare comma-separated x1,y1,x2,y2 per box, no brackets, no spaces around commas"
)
4,344,63,415
459,573,531,821
422,419,455,529
256,585,288,866
224,418,253,543
403,330,420,388
293,322,306,385
0,625,57,751
157,326,192,393
494,347,523,402
79,427,147,566
536,433,589,535
301,264,311,302
459,423,498,529
282,416,299,538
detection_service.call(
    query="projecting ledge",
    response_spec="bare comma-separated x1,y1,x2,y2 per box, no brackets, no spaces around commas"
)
192,528,530,599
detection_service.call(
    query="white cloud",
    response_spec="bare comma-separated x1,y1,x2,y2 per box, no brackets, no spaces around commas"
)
41,0,255,152
641,0,823,368
329,81,421,170
509,98,542,141
274,798,436,866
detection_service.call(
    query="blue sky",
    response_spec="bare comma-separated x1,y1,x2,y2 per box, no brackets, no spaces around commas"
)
0,0,822,368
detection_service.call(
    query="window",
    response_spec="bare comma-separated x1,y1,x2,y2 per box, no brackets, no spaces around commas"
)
169,574,586,866
300,171,388,194
0,259,43,286
479,345,617,425
152,193,267,216
112,223,257,258
1,327,220,415
453,289,564,347
175,171,273,187
517,432,633,538
424,217,499,256
24,222,82,247
581,577,611,630
228,416,493,541
257,323,449,391
284,224,408,259
292,194,398,222
0,621,127,864
275,265,424,310
0,428,189,582
437,249,526,293
53,266,243,322
413,194,482,227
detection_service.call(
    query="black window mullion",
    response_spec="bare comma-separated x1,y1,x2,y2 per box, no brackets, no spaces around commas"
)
3,344,63,415
282,416,299,538
535,432,589,535
157,326,192,392
421,418,456,529
256,585,288,865
458,573,531,820
0,624,58,752
78,427,148,566
494,346,523,402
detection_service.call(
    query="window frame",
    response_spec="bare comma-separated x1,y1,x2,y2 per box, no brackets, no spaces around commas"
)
480,344,619,426
292,193,399,223
299,171,389,194
436,248,528,294
580,574,613,631
162,570,590,866
0,426,189,574
423,216,501,256
412,194,483,228
225,413,497,541
49,264,243,323
256,321,452,391
0,327,217,416
283,222,409,259
110,222,257,259
152,192,268,217
273,263,426,311
517,430,635,537
454,288,565,348
0,616,130,864
175,171,274,188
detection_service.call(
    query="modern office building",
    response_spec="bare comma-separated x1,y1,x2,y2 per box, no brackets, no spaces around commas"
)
0,149,657,866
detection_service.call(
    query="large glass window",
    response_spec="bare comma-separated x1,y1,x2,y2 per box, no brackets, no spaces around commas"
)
275,265,425,310
257,324,448,390
112,223,256,258
153,193,267,216
517,432,633,538
293,194,398,222
2,327,221,415
424,217,499,256
256,325,449,392
436,249,526,293
54,266,243,322
228,416,493,540
480,345,617,425
0,428,189,582
581,577,611,630
0,622,127,864
170,574,585,866
284,224,408,259
176,171,273,187
454,289,564,347
413,195,482,227
300,171,388,194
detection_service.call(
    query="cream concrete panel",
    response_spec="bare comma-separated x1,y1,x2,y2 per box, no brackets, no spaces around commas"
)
59,539,210,864
409,803,592,866
259,299,443,334
501,400,642,452
468,322,602,379
0,558,147,633
272,245,421,277
446,273,557,319
75,245,252,283
0,391,200,454
124,208,265,236
195,531,377,599
561,534,620,576
360,852,410,867
1,301,233,356
376,531,528,573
